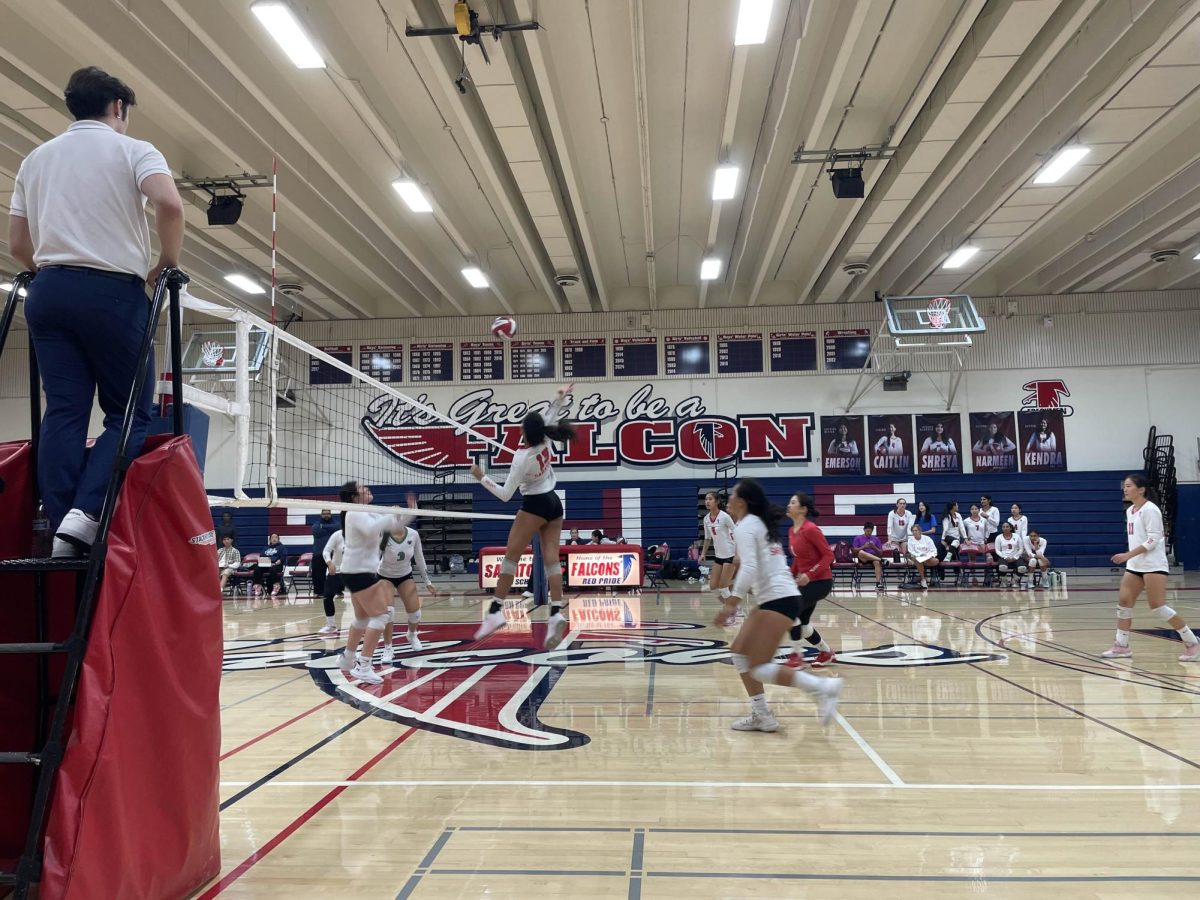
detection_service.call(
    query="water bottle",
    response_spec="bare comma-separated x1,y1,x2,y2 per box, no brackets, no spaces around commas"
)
31,508,52,558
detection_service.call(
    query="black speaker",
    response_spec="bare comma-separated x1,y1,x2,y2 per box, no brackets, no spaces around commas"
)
206,195,244,226
830,168,865,199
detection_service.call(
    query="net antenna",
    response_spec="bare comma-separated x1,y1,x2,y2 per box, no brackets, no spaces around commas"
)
844,293,985,413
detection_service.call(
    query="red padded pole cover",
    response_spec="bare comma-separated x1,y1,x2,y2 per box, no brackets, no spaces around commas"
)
40,436,222,899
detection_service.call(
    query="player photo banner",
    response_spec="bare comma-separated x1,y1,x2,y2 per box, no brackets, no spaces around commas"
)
1018,408,1068,472
821,415,866,475
868,414,914,475
969,412,1018,474
915,414,963,474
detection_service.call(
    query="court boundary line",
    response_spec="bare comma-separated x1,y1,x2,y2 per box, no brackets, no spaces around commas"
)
202,728,418,898
218,779,1200,791
828,596,1200,769
833,712,904,785
219,698,335,761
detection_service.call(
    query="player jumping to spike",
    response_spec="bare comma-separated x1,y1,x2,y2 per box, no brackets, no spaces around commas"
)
472,383,577,650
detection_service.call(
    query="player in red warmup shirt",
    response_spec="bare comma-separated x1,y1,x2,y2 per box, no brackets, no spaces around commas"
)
786,492,837,669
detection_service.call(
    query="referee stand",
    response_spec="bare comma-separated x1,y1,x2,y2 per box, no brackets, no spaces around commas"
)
0,270,221,900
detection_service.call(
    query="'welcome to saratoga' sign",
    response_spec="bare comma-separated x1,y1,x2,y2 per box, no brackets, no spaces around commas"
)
361,384,815,471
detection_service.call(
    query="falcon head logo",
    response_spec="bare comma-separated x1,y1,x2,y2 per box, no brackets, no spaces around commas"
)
1021,380,1073,416
677,419,739,463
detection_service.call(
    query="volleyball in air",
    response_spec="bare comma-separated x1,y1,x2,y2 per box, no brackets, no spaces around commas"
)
491,315,517,340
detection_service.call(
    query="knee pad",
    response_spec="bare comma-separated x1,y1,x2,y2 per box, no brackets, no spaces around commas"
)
544,562,561,580
998,564,1009,573
731,653,750,674
500,558,519,577
750,662,781,684
386,605,395,623
1018,565,1028,574
1117,606,1133,621
352,616,369,630
800,623,814,639
1154,605,1177,621
407,609,422,625
367,613,389,631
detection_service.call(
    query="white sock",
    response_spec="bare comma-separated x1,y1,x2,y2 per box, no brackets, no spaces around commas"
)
815,639,831,653
1115,630,1130,647
325,616,335,626
791,640,805,654
750,693,769,715
1178,626,1197,645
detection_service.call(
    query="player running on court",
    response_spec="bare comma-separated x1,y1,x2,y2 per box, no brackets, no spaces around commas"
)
473,382,577,649
1102,473,1200,662
699,491,737,602
784,492,837,668
378,524,439,660
714,479,843,732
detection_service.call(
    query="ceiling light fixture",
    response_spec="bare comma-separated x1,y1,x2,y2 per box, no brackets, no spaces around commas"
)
225,273,267,294
391,179,433,213
734,0,774,45
250,1,326,69
1032,145,1090,184
941,246,979,269
712,166,739,201
1194,252,1200,260
700,258,722,280
462,266,489,289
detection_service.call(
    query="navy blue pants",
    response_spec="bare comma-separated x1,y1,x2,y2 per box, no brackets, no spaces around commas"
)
24,267,154,528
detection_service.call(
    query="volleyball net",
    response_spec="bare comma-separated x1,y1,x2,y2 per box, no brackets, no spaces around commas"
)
170,290,511,523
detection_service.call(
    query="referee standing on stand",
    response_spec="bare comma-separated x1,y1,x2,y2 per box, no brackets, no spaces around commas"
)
7,66,184,557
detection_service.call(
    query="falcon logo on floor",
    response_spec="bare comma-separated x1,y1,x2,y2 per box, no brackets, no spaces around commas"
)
222,626,1004,751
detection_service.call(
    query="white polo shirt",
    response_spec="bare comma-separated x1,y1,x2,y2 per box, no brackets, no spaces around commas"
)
10,120,171,278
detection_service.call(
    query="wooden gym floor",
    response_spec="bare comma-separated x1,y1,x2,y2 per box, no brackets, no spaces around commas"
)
201,575,1200,898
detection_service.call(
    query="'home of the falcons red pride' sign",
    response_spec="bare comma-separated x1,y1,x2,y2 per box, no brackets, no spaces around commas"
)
361,383,814,471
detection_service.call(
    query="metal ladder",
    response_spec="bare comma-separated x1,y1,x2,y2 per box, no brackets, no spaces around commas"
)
0,268,188,899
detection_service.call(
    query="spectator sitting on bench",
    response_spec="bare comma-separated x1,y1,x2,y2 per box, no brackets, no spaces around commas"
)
905,523,940,590
217,535,241,594
566,527,584,546
852,522,887,589
941,501,965,563
253,532,287,603
993,522,1028,588
960,504,991,581
1024,530,1051,587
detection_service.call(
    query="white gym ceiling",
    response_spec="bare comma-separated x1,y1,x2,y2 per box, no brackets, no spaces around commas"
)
1,0,1199,320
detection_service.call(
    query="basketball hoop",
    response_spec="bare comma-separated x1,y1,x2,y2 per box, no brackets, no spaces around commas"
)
927,297,952,330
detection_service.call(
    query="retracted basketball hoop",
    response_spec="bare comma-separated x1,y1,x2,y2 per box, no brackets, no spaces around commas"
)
844,293,986,413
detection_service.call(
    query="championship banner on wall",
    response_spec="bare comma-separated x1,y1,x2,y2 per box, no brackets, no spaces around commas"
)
969,412,1018,473
820,415,865,475
915,413,962,474
868,414,913,475
1018,408,1068,472
479,550,533,589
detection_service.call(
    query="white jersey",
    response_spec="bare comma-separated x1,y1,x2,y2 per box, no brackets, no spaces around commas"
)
887,510,913,544
981,506,1000,536
963,517,989,545
1026,431,1056,452
907,535,937,561
942,513,965,541
341,511,413,575
731,515,797,605
322,530,344,569
1024,536,1049,558
378,528,430,582
874,436,904,456
1007,515,1028,539
480,396,567,500
703,510,737,559
994,534,1024,561
1126,501,1169,573
920,437,957,454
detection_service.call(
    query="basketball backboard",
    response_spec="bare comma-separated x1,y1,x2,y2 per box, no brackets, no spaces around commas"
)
181,327,269,378
884,294,985,339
